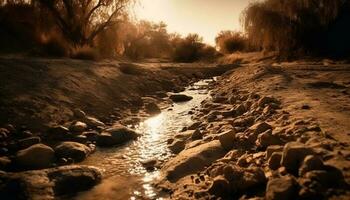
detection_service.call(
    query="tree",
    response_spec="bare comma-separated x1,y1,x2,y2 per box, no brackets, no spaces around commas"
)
39,0,134,46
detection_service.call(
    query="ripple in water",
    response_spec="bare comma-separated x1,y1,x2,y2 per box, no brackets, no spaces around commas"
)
75,78,215,200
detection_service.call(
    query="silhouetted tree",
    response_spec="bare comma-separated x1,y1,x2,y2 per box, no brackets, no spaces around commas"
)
39,0,134,46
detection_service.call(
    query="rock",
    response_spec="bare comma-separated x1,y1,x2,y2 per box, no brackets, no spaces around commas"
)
82,131,100,142
223,165,266,192
256,130,283,149
266,145,284,160
96,125,139,147
191,129,203,140
73,108,86,119
145,102,161,115
299,155,324,176
69,135,88,144
258,96,279,108
281,142,315,173
84,116,105,128
141,159,158,170
235,104,246,116
268,152,282,170
0,128,9,139
188,122,201,130
218,130,236,151
46,126,71,141
169,139,186,154
15,144,55,169
162,140,226,182
18,136,41,150
70,121,87,133
169,94,193,102
55,142,91,162
250,122,272,135
0,156,11,170
303,167,345,187
266,176,297,200
208,176,230,196
0,165,102,200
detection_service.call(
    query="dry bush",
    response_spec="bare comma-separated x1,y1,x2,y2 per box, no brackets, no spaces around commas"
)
172,34,217,62
71,46,100,61
242,0,350,57
215,31,247,54
38,32,70,57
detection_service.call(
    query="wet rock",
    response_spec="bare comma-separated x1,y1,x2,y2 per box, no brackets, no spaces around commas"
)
256,130,283,149
141,159,158,170
299,155,324,176
70,121,87,133
169,94,193,102
218,130,236,151
266,145,284,160
0,156,11,170
169,139,186,154
46,126,71,141
268,152,282,170
0,165,102,200
84,116,105,128
15,144,55,169
281,142,315,173
208,175,230,196
191,129,203,140
18,136,41,150
145,102,161,115
188,122,201,130
266,176,297,200
162,140,226,182
55,142,91,162
96,125,139,147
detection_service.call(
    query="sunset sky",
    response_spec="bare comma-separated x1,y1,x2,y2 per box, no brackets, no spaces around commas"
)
135,0,251,45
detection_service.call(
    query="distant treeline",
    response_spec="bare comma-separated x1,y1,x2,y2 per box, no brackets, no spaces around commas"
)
1,0,349,60
0,0,219,62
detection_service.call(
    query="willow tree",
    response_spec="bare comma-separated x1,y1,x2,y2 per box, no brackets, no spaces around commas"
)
241,0,347,53
39,0,134,46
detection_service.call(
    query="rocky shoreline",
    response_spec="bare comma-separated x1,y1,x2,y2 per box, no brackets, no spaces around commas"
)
157,66,350,199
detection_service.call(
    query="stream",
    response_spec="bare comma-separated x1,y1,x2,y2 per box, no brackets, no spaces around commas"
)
74,78,216,200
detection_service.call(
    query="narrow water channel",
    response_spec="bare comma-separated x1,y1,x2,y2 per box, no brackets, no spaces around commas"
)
74,78,215,200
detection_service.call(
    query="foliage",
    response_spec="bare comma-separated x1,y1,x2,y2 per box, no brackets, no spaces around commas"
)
241,0,350,56
215,31,247,54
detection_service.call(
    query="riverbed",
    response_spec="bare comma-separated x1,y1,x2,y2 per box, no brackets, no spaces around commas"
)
73,78,216,200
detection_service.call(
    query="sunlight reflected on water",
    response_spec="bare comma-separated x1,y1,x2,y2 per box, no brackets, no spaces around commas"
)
77,78,216,200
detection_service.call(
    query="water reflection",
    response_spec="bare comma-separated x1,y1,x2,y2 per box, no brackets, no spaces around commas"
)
76,78,214,200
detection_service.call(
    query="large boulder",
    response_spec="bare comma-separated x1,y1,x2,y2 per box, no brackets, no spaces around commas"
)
298,155,324,176
169,94,193,102
266,176,297,200
54,142,91,162
161,140,226,182
96,125,139,147
15,144,55,169
18,136,41,150
281,142,315,173
0,165,102,200
46,126,71,141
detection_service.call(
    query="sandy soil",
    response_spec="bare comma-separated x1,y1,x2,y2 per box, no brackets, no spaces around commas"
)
0,56,236,132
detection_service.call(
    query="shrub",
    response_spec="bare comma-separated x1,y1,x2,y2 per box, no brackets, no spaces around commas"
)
71,45,100,61
215,31,247,54
39,32,70,57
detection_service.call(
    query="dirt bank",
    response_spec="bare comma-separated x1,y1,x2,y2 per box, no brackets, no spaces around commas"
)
0,56,236,132
158,58,350,199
